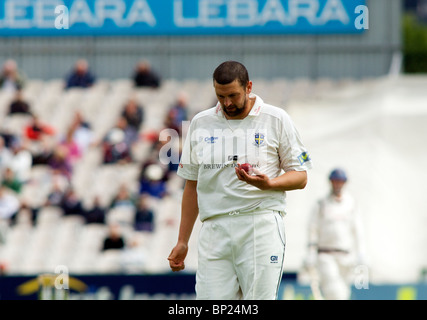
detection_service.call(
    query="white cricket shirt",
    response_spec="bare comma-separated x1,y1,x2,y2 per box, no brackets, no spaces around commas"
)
308,192,365,254
177,93,312,221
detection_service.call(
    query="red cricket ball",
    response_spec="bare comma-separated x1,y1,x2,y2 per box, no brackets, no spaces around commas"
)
240,163,252,174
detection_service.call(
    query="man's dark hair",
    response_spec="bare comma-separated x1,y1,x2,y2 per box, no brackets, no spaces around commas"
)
213,61,249,87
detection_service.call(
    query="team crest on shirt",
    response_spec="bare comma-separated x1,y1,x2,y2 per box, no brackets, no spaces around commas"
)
253,133,265,147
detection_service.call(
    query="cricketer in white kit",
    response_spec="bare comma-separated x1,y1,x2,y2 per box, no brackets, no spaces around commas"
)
305,168,366,300
168,61,312,300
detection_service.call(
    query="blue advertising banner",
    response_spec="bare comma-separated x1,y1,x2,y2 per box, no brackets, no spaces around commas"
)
0,273,197,300
0,273,426,300
0,0,368,37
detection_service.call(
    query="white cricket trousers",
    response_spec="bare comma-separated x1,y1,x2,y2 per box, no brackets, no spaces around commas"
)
317,253,354,300
196,210,286,300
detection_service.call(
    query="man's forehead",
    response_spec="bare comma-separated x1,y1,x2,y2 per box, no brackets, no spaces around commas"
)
213,79,244,94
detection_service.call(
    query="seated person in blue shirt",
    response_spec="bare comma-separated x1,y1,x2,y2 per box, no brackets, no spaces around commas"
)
65,59,96,89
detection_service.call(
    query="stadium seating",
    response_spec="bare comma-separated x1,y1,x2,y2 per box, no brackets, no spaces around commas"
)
0,77,206,275
0,75,426,284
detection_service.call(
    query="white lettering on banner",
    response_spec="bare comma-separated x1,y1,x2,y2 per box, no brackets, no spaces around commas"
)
95,0,127,27
200,0,226,27
0,0,156,29
228,0,258,27
318,0,349,25
174,0,197,27
288,0,319,25
174,0,351,28
126,0,156,27
69,0,156,28
258,0,290,25
0,0,364,32
36,0,59,28
69,0,94,26
5,0,32,29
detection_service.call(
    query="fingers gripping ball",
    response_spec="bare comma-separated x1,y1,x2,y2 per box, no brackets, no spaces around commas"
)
240,163,253,174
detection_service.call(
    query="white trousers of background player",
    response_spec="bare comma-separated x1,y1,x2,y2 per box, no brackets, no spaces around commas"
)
196,211,286,300
317,252,355,300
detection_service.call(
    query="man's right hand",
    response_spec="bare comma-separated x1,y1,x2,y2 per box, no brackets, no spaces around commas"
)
168,242,188,272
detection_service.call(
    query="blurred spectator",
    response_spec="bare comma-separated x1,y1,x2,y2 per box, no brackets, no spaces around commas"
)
0,59,26,92
0,186,21,220
59,128,82,167
102,223,125,251
1,168,23,194
139,166,168,199
134,193,155,232
109,184,137,210
45,174,69,207
0,185,20,217
22,114,56,166
165,92,189,135
138,151,169,199
65,59,96,89
101,117,133,164
15,201,38,226
27,143,53,167
46,184,65,207
0,186,20,243
0,136,13,175
0,132,18,149
59,187,85,217
8,89,31,115
121,98,144,142
48,145,73,180
133,60,161,88
85,196,106,224
23,114,56,142
70,111,95,153
7,139,32,184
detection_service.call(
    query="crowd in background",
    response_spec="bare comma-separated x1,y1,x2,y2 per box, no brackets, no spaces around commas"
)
0,58,188,257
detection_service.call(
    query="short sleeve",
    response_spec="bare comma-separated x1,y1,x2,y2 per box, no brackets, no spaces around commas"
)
177,120,199,181
278,111,312,172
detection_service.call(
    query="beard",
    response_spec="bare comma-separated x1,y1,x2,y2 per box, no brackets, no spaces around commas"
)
222,95,248,118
